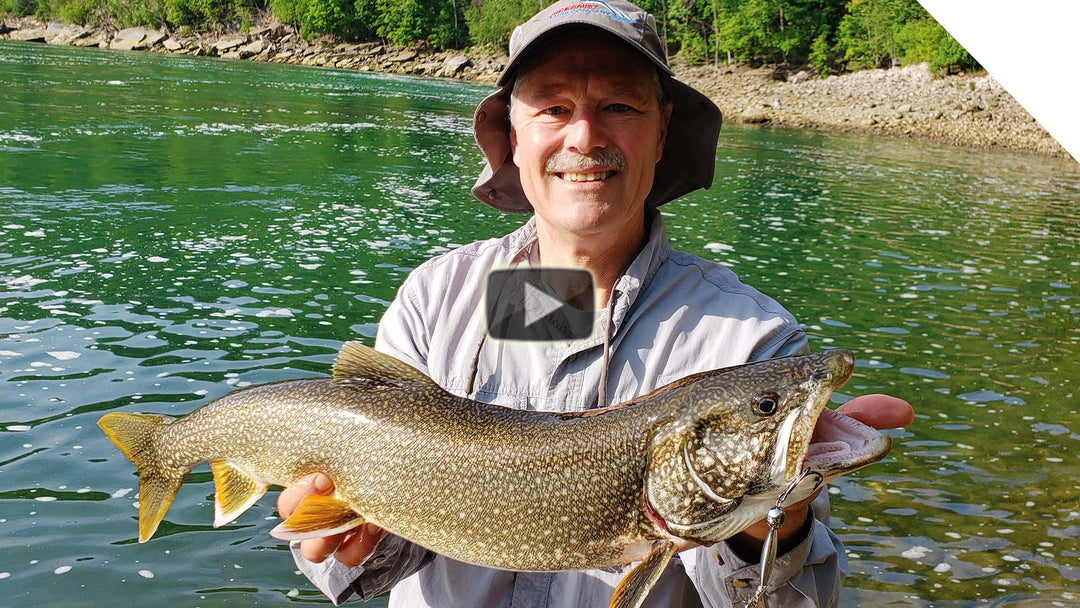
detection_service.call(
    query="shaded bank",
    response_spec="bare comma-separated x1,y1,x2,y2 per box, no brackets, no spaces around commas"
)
1,15,1069,160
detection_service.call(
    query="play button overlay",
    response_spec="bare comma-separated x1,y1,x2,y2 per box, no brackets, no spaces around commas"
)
485,268,594,341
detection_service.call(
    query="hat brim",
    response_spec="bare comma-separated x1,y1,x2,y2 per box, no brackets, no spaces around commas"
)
471,78,722,213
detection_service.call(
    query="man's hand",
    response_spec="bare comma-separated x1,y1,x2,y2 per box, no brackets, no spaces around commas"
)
729,394,914,561
277,473,386,567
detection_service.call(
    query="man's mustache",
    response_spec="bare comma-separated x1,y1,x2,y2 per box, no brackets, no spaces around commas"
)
545,149,626,174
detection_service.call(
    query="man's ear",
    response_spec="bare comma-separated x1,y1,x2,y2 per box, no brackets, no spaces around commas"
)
656,102,673,162
510,122,518,161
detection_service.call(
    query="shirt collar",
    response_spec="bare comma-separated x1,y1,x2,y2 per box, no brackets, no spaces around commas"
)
510,210,672,334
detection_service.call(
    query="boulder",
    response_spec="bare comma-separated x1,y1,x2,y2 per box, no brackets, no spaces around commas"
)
162,37,182,51
10,28,47,42
789,70,811,84
237,39,265,59
388,49,418,62
44,22,89,45
444,54,471,75
143,30,166,48
109,27,149,50
357,43,384,56
213,35,248,52
740,106,769,124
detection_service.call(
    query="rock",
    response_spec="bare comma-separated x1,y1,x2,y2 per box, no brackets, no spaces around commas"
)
444,54,471,75
789,70,811,84
249,23,287,39
237,39,265,59
109,27,150,50
143,30,166,48
357,42,384,56
388,49,418,62
740,106,769,124
214,35,248,52
72,31,106,47
10,28,47,42
163,37,182,51
44,22,89,45
897,104,912,114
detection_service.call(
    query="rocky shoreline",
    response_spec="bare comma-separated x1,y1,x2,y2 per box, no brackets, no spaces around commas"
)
2,15,1070,160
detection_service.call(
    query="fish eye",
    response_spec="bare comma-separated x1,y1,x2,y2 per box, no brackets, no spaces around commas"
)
754,392,780,417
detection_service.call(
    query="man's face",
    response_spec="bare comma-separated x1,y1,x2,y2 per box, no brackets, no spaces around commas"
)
509,35,671,241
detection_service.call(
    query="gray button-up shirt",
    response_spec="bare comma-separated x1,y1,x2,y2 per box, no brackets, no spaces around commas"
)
292,213,846,607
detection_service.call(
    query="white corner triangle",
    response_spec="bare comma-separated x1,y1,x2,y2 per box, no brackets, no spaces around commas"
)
917,0,1080,162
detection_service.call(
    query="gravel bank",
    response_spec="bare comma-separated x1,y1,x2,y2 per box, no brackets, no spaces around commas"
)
2,15,1070,160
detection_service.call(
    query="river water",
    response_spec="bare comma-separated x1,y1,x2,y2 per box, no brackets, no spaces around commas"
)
1,40,1078,607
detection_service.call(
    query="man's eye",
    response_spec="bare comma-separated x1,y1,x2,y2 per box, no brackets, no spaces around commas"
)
608,103,635,113
543,107,567,116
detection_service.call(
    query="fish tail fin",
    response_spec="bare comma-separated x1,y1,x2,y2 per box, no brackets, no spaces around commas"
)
98,412,189,543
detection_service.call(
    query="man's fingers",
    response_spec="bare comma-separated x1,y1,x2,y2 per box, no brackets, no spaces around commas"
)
300,532,349,563
277,473,335,519
335,525,387,567
837,394,914,430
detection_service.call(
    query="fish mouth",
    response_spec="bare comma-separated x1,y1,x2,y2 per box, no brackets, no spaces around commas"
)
802,407,892,479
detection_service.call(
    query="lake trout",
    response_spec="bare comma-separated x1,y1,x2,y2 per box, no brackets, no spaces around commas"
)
98,342,890,608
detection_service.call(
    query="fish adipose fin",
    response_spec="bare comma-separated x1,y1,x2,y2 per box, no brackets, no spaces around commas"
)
98,412,191,543
609,540,677,608
270,494,367,541
332,341,438,388
211,459,269,527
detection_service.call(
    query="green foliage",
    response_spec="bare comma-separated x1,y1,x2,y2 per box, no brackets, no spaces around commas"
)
164,0,241,28
56,0,104,23
372,0,465,49
895,17,977,73
809,30,834,74
0,0,38,17
464,0,537,46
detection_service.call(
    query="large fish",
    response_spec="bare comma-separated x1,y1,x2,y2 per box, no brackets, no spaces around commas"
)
98,342,890,608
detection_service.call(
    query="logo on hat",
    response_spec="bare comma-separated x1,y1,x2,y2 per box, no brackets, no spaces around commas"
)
548,1,634,24
485,268,595,341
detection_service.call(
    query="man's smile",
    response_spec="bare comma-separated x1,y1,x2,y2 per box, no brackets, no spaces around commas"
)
556,170,618,182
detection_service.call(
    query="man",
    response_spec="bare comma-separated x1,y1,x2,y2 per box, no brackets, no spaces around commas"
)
279,1,913,606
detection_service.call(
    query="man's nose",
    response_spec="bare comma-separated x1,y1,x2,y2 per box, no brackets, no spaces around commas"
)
564,109,607,154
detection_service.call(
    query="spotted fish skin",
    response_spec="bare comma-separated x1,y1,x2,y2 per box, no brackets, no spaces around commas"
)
99,342,886,584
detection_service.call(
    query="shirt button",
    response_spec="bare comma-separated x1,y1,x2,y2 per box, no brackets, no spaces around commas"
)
732,579,749,588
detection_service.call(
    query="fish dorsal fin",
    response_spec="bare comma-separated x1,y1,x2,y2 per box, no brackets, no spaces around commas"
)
331,341,437,388
609,540,677,608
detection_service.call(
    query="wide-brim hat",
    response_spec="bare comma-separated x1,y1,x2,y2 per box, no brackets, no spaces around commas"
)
471,0,723,213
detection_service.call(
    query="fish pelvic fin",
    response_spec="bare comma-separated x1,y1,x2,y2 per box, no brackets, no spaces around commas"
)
270,494,367,541
210,459,268,528
97,412,190,543
332,341,438,388
609,540,677,608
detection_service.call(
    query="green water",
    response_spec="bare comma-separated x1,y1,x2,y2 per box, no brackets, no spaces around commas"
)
1,40,1078,607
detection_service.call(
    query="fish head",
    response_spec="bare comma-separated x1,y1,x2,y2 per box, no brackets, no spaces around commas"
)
646,349,890,542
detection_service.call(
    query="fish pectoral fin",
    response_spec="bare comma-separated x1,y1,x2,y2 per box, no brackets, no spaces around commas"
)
211,459,269,527
332,341,438,388
270,494,367,541
609,540,677,608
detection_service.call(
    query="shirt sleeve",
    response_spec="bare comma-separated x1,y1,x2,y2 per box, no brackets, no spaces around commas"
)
287,273,436,604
